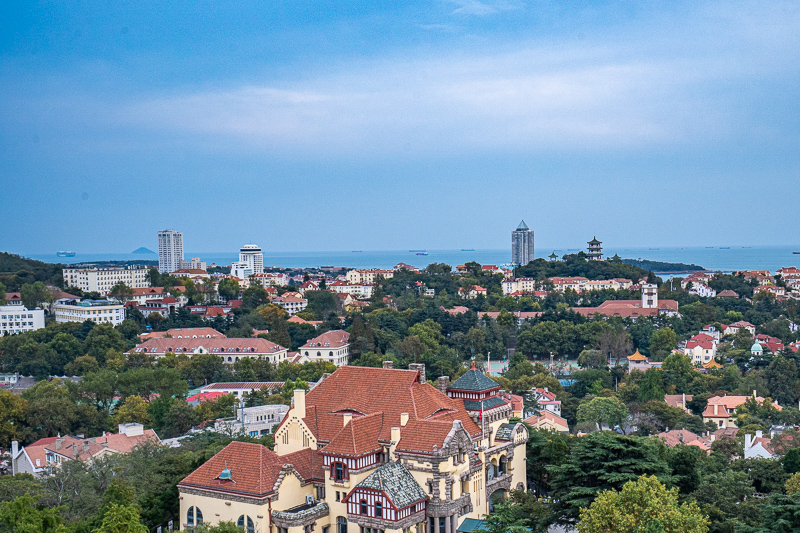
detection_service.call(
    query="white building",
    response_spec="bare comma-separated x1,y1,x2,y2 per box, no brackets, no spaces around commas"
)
501,278,538,296
183,257,207,270
158,229,184,273
129,338,288,365
53,300,126,326
270,295,308,316
0,305,45,335
299,330,350,366
214,404,290,437
345,269,394,285
329,281,375,299
62,266,149,296
689,284,717,298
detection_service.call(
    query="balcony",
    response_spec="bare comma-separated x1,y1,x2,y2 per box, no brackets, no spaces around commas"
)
272,501,329,529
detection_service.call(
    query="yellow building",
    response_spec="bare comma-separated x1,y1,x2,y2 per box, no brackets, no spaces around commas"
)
178,363,528,532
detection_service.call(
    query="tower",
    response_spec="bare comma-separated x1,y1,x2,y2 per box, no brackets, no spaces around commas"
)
511,220,535,265
641,283,658,309
231,244,263,279
157,230,184,273
587,237,603,261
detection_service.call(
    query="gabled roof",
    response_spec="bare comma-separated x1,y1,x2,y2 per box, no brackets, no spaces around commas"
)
322,413,385,457
179,441,284,497
448,367,500,392
300,330,350,349
347,461,427,509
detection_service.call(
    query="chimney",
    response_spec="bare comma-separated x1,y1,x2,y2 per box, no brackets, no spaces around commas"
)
710,434,715,442
55,438,64,451
83,441,90,453
745,433,753,449
714,404,718,415
293,389,306,419
437,376,450,394
756,430,763,439
400,413,409,427
11,441,18,474
753,390,757,398
343,413,352,427
382,361,394,369
682,393,686,407
391,427,401,444
319,373,331,382
678,432,683,443
408,363,426,383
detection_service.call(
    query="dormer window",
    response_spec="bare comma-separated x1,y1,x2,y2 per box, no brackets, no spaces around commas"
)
333,461,347,482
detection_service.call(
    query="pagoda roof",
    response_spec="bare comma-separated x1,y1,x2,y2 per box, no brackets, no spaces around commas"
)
627,349,648,361
588,236,602,245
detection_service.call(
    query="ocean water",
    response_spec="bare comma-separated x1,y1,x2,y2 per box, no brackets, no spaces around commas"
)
27,245,800,272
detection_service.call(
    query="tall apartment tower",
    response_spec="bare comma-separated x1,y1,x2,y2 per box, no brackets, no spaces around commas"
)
157,230,184,273
511,220,535,265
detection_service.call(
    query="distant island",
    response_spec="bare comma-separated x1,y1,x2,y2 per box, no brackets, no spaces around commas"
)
620,258,704,274
132,247,155,254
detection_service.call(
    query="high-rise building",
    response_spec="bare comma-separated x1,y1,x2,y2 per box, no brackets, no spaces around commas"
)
231,244,263,279
511,220,535,265
157,230,184,273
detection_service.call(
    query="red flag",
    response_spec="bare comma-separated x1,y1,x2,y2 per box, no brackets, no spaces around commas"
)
480,401,484,421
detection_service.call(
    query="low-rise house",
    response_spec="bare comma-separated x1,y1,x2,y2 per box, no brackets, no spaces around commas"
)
140,327,225,341
716,289,740,299
664,394,693,413
345,268,394,284
689,284,717,298
702,393,782,429
656,430,710,452
129,338,288,365
571,285,679,319
501,278,538,296
329,281,374,299
199,382,291,400
271,295,308,316
130,286,188,306
299,330,350,366
744,431,778,459
530,388,561,416
441,306,470,316
458,286,487,300
722,321,756,337
681,272,713,289
524,411,569,433
11,423,159,477
683,333,717,365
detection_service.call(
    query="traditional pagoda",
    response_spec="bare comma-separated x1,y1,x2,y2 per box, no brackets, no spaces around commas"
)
587,237,603,261
548,251,558,262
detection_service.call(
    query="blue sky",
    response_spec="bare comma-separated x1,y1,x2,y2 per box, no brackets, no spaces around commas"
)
2,1,799,254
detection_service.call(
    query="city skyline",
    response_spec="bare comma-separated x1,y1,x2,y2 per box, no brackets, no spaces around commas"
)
3,2,800,253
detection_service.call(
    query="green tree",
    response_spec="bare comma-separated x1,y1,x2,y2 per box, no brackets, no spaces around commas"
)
92,503,147,533
662,352,695,393
108,282,134,304
0,494,67,533
22,379,79,441
577,397,630,432
548,432,672,522
217,279,240,303
578,475,708,533
765,354,799,407
0,281,6,305
649,327,678,361
84,324,127,364
241,286,267,309
20,281,53,310
478,490,551,533
639,369,665,402
0,390,28,448
113,396,150,426
786,472,800,495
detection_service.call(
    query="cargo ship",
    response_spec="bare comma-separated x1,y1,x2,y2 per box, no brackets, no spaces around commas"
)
56,251,76,257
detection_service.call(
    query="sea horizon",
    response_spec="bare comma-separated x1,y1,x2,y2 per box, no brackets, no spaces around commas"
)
21,244,800,274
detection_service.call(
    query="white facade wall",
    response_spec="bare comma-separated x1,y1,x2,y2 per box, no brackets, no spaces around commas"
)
0,305,45,334
62,267,149,296
53,301,126,326
158,230,184,273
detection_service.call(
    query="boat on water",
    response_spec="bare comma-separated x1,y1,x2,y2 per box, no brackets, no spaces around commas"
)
794,251,800,255
461,249,475,251
409,249,426,253
416,252,429,256
719,247,730,249
56,251,76,257
351,251,363,253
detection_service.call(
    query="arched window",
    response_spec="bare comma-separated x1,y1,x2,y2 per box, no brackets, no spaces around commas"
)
338,516,348,533
317,351,321,357
237,515,255,533
375,501,382,518
329,351,333,357
187,506,203,525
360,500,368,515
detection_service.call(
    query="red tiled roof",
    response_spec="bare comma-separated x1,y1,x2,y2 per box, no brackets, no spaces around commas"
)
130,337,287,354
179,441,284,497
664,394,692,408
322,412,385,457
300,330,350,349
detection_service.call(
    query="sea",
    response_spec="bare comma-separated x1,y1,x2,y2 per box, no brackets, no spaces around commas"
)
28,245,800,273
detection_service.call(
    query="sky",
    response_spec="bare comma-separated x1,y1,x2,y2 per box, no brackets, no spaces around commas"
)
1,1,799,254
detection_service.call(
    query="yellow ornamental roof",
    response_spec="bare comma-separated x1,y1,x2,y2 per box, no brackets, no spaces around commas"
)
702,359,723,369
627,349,648,361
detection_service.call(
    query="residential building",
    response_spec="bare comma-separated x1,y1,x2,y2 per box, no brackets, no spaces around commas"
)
702,393,782,428
172,268,211,280
523,412,569,433
62,266,149,296
53,299,126,326
744,431,777,459
130,286,187,306
683,333,717,365
0,305,45,335
721,320,756,337
345,269,394,285
330,281,375,300
529,388,561,417
214,404,291,437
664,394,693,413
158,229,184,273
11,423,159,477
681,272,713,289
184,257,207,270
689,284,717,298
501,278,537,296
458,286,487,300
716,289,739,299
299,330,350,366
587,237,602,261
178,364,528,533
656,430,709,452
271,295,308,316
129,338,288,365
511,220,535,265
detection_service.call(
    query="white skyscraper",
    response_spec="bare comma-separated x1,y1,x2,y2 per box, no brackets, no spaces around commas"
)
158,230,184,273
511,220,535,265
231,244,263,279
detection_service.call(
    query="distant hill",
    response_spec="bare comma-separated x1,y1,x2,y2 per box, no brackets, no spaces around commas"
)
0,252,64,290
132,247,155,254
620,258,704,274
